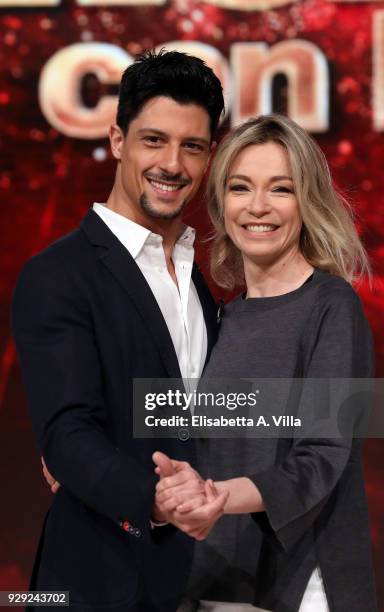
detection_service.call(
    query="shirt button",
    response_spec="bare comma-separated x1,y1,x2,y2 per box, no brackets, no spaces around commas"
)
134,528,141,538
178,428,190,441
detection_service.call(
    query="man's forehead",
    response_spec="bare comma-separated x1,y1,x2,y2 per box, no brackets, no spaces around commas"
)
129,96,211,137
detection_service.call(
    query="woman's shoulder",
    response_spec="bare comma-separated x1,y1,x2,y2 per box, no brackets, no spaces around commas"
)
222,292,244,313
312,268,362,309
303,270,373,376
308,270,371,344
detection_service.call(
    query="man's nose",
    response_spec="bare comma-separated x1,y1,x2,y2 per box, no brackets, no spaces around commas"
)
159,145,183,176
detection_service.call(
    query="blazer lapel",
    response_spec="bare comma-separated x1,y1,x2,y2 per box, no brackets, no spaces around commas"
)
81,210,182,379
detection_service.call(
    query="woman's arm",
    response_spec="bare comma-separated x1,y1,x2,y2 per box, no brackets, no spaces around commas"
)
248,282,373,551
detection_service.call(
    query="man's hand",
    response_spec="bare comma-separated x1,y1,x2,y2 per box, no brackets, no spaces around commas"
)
152,451,204,522
152,452,229,540
154,452,206,513
151,451,176,523
41,457,60,494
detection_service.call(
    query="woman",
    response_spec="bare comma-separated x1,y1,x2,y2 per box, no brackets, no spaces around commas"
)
155,115,377,612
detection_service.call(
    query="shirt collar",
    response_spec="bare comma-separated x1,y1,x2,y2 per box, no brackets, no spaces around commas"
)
93,203,195,258
177,225,196,248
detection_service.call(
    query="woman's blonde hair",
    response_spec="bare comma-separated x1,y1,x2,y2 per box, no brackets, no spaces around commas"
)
208,114,370,289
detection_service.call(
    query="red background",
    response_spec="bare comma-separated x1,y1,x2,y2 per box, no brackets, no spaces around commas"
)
1,0,383,607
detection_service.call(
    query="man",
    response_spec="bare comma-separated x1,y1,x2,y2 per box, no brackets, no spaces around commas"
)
12,49,225,612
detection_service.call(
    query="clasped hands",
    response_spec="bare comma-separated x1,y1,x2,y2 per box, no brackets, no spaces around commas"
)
151,451,229,541
41,452,229,541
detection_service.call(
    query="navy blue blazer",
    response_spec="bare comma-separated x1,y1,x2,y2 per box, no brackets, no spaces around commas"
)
12,209,218,612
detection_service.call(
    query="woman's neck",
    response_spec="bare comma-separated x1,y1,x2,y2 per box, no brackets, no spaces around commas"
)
243,250,314,298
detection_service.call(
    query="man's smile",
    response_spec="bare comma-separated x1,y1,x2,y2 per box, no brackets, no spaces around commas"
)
144,172,191,199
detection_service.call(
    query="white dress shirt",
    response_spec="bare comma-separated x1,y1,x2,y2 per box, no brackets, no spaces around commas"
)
93,203,207,382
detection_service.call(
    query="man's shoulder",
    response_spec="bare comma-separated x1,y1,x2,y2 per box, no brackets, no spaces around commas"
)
43,225,86,255
15,214,104,298
21,228,86,276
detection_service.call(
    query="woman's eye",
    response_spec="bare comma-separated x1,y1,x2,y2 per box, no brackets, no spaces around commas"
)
228,184,249,192
272,185,294,194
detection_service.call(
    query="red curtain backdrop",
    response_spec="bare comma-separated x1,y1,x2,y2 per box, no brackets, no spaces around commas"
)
1,0,383,606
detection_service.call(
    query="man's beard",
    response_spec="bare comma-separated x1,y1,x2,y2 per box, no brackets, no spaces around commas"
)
139,192,188,220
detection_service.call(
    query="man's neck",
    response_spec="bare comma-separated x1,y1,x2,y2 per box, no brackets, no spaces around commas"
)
105,192,186,275
108,193,184,241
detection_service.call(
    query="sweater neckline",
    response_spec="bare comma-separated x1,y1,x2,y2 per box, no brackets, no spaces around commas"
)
231,268,325,311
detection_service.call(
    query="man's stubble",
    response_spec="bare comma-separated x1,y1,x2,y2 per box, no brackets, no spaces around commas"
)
139,192,189,221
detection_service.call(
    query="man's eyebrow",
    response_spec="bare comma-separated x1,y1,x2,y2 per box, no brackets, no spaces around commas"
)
137,128,167,137
136,128,209,146
185,136,210,146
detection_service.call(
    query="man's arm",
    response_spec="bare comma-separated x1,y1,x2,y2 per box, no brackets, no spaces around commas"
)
12,255,157,538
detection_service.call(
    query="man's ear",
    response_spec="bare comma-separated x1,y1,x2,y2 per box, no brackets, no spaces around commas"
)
109,124,125,160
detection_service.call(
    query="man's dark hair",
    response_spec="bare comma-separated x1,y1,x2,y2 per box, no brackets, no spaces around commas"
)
116,49,224,140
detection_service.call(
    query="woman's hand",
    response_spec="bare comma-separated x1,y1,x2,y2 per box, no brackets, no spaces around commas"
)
167,480,229,541
175,479,229,540
152,452,229,539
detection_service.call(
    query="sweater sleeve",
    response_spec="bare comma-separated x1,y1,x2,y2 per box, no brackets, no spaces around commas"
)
248,283,373,551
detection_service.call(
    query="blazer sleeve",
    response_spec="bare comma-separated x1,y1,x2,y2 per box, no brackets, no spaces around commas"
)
248,283,373,551
12,254,157,540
